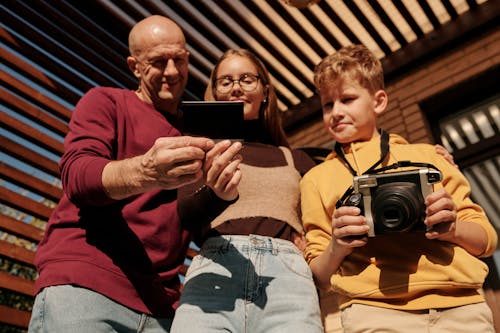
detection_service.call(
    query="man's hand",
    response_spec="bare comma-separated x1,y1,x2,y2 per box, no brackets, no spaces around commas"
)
140,136,215,189
103,136,214,199
435,144,458,168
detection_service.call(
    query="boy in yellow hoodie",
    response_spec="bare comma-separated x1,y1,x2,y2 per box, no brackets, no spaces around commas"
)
301,44,498,333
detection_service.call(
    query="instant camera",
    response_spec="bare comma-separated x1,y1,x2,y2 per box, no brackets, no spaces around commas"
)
343,168,442,237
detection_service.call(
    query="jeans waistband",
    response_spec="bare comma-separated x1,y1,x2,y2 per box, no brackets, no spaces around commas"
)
201,234,301,255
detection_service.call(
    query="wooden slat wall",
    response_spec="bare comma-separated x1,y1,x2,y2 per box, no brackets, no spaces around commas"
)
1,2,138,330
1,2,204,329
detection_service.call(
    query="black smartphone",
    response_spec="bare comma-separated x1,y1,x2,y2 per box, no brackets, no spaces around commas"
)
180,101,244,141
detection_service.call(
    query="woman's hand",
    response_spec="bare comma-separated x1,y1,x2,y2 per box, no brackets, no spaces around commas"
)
203,140,243,201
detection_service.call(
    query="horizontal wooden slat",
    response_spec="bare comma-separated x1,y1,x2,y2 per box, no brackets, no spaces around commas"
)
180,248,200,277
0,304,31,330
0,110,64,156
179,264,188,277
1,6,127,91
0,135,60,178
0,187,53,221
0,162,62,202
0,271,35,296
0,41,81,105
1,85,69,137
186,247,199,260
0,239,35,266
0,214,45,243
12,0,135,87
0,69,73,122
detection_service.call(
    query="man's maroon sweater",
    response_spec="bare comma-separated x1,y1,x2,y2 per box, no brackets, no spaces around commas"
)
34,87,189,317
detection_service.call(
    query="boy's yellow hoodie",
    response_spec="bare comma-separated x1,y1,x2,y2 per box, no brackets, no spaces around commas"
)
301,133,498,310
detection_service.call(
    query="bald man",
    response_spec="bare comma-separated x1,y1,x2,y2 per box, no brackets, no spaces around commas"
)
127,15,188,115
29,16,242,332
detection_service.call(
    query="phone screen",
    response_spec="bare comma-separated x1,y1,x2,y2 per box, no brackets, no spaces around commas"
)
180,101,244,141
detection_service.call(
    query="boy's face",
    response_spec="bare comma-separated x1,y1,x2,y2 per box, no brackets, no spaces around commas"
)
319,77,387,144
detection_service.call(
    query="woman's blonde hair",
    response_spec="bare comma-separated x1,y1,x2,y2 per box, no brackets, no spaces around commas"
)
205,49,289,147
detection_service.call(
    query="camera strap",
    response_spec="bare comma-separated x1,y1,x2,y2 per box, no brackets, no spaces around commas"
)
334,129,390,177
334,130,440,208
364,160,440,175
335,129,389,208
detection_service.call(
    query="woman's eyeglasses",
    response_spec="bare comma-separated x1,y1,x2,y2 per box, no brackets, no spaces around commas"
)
215,73,260,93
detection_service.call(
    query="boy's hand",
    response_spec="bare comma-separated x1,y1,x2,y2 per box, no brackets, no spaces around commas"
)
331,206,370,255
424,188,457,241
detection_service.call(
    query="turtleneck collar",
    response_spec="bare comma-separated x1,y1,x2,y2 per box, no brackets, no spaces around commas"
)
243,119,274,145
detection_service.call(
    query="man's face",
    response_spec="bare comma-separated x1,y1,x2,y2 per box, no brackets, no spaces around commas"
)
133,44,189,113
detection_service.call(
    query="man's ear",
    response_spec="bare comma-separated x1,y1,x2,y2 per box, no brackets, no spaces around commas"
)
127,56,141,79
373,90,388,115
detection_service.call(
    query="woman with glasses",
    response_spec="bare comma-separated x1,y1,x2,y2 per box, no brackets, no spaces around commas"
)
171,49,324,332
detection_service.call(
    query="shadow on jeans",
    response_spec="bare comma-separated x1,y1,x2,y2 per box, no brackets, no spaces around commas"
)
179,241,274,312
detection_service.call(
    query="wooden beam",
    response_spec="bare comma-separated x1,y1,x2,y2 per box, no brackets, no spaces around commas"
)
0,111,64,156
0,162,62,202
0,135,60,178
0,271,35,296
1,87,69,137
0,43,81,105
0,305,31,330
0,239,36,266
0,214,45,243
0,187,53,221
282,1,500,132
1,69,73,122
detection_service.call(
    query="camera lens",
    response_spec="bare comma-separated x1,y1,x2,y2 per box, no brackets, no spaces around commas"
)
372,182,424,233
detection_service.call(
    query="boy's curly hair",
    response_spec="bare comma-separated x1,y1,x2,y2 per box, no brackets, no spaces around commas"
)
314,44,384,93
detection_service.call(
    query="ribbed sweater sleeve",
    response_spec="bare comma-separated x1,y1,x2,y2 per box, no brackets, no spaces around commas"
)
60,87,121,206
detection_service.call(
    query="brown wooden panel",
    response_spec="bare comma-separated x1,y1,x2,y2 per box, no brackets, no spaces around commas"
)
9,0,135,88
1,7,129,91
0,271,34,296
0,110,64,156
0,42,81,105
186,247,199,260
0,187,53,221
0,162,62,202
0,214,44,243
179,264,188,277
0,304,31,330
0,239,35,266
180,248,200,277
0,69,72,122
0,135,60,177
1,86,69,137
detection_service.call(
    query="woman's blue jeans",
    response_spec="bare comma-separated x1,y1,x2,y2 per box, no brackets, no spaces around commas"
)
171,234,323,333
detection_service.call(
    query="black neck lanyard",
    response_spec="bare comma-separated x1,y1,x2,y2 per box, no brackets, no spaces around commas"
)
334,129,390,176
334,130,441,209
